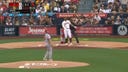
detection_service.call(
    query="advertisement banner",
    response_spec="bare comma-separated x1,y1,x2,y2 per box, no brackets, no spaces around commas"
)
76,26,112,35
113,25,128,36
2,26,19,36
19,26,56,36
56,13,107,18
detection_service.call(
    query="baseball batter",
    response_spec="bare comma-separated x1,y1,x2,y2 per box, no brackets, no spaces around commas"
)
62,18,74,45
43,29,53,61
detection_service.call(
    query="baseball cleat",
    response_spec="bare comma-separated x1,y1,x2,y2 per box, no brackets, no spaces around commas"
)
65,43,68,46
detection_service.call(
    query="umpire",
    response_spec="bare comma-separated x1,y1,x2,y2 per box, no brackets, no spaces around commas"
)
70,18,79,44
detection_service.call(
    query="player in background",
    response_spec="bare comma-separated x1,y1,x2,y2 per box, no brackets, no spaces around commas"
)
43,29,53,61
70,17,79,44
62,17,76,46
60,28,65,44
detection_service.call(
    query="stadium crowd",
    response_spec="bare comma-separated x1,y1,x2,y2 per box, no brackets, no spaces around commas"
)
91,0,128,26
71,0,128,26
0,0,79,26
0,0,128,26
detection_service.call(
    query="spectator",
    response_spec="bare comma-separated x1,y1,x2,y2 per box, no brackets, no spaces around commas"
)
69,2,77,13
5,16,12,26
92,2,99,12
108,0,114,4
55,0,64,7
35,7,41,14
118,6,124,13
124,17,128,25
126,4,128,13
37,13,46,25
105,15,115,25
0,1,7,13
99,4,106,13
88,16,94,25
50,0,57,11
43,1,50,12
105,4,112,13
52,3,61,13
64,2,70,11
105,17,111,25
29,16,36,26
85,20,92,26
77,16,86,26
93,12,101,25
14,16,20,26
120,0,128,5
60,5,67,13
44,14,53,26
21,15,28,26
110,15,115,25
114,15,122,25
40,7,47,13
19,0,22,10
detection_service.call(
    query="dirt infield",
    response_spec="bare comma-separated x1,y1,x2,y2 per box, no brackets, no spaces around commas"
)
0,41,128,69
0,41,128,49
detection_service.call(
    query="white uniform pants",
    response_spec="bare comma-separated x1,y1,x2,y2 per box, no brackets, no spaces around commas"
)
64,29,72,39
43,45,52,60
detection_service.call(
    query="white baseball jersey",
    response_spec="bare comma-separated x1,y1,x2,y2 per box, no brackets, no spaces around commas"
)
44,33,51,46
62,20,71,30
62,20,72,38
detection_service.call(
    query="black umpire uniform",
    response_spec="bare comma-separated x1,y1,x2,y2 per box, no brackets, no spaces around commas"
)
70,22,79,44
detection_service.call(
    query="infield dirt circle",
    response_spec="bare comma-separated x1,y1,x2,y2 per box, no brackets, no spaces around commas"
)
0,41,128,69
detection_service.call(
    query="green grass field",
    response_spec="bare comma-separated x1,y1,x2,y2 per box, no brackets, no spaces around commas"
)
0,37,128,43
0,38,128,72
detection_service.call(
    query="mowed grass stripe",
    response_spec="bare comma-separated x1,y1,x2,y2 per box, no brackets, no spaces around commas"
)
0,48,127,72
0,37,128,44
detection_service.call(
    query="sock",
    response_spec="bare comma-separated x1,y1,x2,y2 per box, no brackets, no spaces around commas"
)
69,38,72,43
65,38,68,43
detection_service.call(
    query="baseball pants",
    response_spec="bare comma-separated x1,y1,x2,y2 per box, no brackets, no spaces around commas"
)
64,29,72,38
43,45,52,60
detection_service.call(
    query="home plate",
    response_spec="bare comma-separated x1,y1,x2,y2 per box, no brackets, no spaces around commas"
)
18,66,24,68
85,45,89,46
37,44,43,47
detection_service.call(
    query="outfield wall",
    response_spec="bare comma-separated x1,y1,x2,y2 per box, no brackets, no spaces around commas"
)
0,25,127,36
